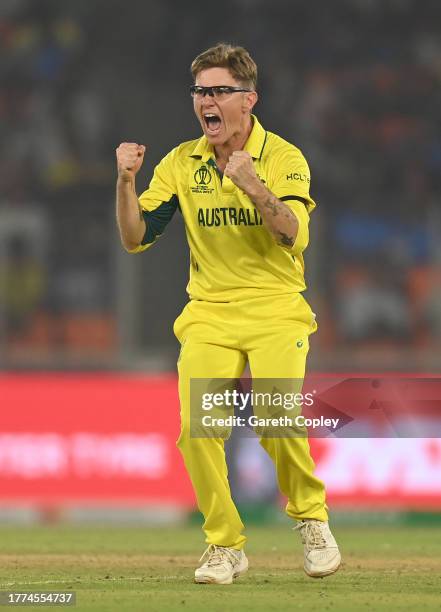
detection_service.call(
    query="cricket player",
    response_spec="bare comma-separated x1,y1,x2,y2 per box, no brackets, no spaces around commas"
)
116,43,341,584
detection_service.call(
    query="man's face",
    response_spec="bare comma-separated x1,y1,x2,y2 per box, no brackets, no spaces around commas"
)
193,67,257,146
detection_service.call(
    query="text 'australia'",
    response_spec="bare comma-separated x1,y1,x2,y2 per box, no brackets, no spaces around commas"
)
198,207,263,227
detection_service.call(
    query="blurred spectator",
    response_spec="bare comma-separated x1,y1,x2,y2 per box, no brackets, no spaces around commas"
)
336,259,412,343
0,236,46,342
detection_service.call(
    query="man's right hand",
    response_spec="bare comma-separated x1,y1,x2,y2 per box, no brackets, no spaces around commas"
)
116,142,146,182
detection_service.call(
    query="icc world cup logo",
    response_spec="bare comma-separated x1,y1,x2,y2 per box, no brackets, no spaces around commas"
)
194,165,212,185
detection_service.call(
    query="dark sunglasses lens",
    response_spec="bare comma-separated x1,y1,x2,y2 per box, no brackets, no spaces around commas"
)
191,87,210,97
216,87,232,95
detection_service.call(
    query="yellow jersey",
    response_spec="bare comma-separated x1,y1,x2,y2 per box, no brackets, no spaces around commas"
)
129,115,316,303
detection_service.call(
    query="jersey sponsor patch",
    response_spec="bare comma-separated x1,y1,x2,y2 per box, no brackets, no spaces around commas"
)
286,172,310,183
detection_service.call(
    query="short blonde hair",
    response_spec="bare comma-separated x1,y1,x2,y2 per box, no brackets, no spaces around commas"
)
191,43,257,90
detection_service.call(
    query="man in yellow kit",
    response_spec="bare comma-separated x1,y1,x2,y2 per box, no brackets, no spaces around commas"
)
116,43,341,584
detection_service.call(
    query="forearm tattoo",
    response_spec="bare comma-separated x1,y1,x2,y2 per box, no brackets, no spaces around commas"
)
264,193,280,216
262,193,296,247
277,231,294,247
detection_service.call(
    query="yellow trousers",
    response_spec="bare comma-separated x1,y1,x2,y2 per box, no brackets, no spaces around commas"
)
173,293,328,550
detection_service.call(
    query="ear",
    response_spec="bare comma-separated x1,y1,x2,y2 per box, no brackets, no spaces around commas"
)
243,91,258,113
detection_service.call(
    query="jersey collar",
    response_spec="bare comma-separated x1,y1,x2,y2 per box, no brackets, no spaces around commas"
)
189,114,267,162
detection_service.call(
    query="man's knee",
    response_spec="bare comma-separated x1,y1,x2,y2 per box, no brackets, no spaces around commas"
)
176,421,230,453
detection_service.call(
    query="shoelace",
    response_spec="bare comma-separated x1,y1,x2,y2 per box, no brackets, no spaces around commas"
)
198,544,240,567
293,520,327,550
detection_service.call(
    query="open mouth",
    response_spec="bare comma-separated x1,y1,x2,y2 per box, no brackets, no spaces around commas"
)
203,113,222,135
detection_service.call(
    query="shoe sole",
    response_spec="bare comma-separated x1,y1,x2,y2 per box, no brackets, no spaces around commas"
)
194,566,248,585
304,560,341,578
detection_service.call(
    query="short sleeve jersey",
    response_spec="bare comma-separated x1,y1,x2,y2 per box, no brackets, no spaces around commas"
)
129,115,316,303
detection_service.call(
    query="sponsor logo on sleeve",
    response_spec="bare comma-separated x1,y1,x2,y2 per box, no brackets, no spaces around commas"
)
286,172,310,183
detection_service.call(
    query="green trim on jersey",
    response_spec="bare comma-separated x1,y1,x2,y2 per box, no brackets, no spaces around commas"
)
141,194,179,245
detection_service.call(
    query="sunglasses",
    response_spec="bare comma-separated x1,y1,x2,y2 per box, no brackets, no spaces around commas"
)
190,85,252,99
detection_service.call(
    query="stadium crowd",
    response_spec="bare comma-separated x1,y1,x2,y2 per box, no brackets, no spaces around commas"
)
1,0,440,368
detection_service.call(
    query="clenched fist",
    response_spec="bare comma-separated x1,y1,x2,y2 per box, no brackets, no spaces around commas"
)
224,151,259,194
116,142,146,182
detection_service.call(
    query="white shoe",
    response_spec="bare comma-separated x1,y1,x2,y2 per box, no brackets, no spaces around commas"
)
194,544,248,584
294,519,341,577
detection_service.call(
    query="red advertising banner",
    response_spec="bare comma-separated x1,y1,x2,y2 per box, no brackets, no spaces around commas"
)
310,438,441,509
0,374,440,509
0,374,195,506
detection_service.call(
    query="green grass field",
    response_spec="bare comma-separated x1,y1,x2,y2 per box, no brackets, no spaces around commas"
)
0,524,440,611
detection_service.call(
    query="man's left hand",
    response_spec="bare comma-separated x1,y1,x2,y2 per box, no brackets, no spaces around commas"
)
224,151,261,195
